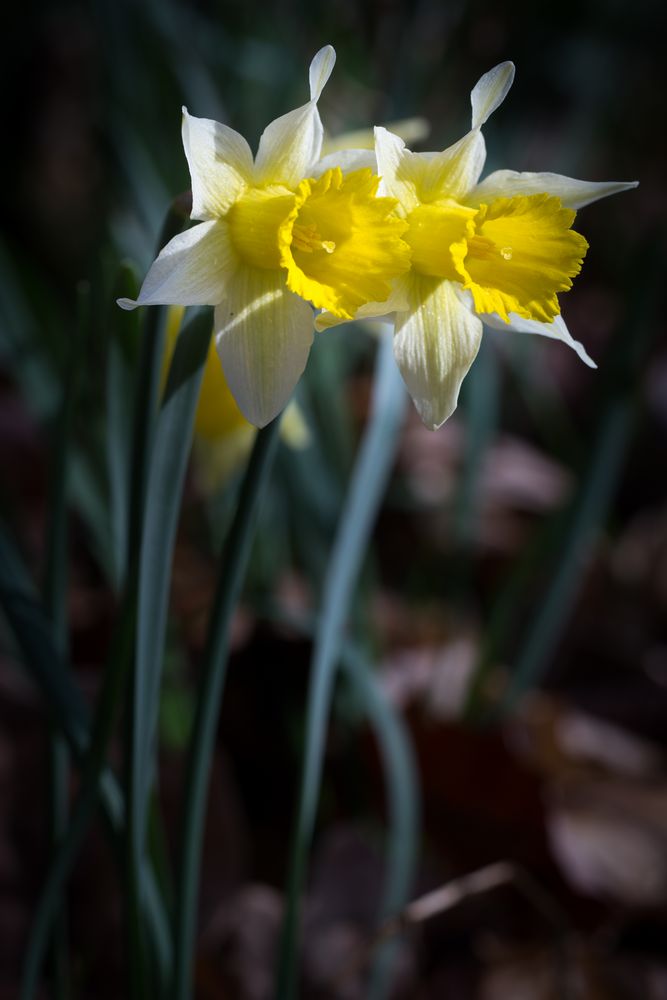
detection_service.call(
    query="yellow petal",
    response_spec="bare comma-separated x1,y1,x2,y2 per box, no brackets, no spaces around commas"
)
281,167,410,320
226,185,296,270
457,194,589,323
193,335,251,440
404,199,476,280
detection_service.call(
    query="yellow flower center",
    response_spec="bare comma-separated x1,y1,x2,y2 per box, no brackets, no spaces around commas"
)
291,222,336,256
280,167,411,320
225,169,410,320
405,193,588,323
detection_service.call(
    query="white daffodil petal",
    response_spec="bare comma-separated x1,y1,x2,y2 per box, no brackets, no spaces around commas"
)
215,269,315,427
254,100,323,187
481,309,597,368
181,109,253,221
471,61,515,129
374,127,422,213
469,170,639,210
312,148,377,177
309,44,336,100
314,278,411,332
117,221,234,310
417,128,487,200
254,46,335,187
394,277,483,429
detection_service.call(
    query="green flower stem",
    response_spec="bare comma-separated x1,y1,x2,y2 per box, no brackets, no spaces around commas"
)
341,647,419,1000
261,601,419,1000
276,329,407,1000
172,415,282,1000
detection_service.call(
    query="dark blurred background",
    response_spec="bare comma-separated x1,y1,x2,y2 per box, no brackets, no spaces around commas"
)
1,1,666,997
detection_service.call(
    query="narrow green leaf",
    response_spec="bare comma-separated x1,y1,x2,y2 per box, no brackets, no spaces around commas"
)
131,310,211,879
340,645,420,1000
467,235,661,720
453,336,499,550
106,263,141,589
0,525,172,980
276,329,407,1000
40,280,88,1000
122,199,190,997
21,596,136,1000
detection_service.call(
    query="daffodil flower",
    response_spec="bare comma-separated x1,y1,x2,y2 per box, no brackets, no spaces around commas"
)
119,45,410,427
162,307,308,494
319,63,638,430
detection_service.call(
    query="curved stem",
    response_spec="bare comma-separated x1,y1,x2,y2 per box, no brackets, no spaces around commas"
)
276,330,406,999
172,416,282,1000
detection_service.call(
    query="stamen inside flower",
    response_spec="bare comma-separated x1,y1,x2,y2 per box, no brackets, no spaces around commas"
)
280,168,411,319
292,223,336,255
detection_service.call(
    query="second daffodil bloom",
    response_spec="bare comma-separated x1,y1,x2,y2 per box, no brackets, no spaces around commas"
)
163,306,309,494
319,63,638,430
119,45,410,427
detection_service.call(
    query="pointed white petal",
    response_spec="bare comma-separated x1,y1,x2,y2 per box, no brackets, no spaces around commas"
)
254,100,323,186
375,126,485,204
117,222,235,310
417,128,486,200
471,61,515,129
374,127,421,213
313,148,377,177
309,45,336,100
254,48,335,186
181,109,253,221
215,269,315,427
468,169,639,210
480,309,597,367
394,277,483,429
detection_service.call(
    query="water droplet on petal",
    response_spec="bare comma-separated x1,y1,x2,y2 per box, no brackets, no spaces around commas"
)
500,246,513,260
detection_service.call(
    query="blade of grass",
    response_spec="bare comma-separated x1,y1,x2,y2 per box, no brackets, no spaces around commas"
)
173,414,282,1000
41,281,88,1000
126,197,191,570
497,405,632,715
339,644,419,1000
276,328,407,1000
0,524,172,979
453,335,499,552
106,263,141,590
131,310,211,925
21,592,136,1000
123,197,190,997
475,235,660,720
